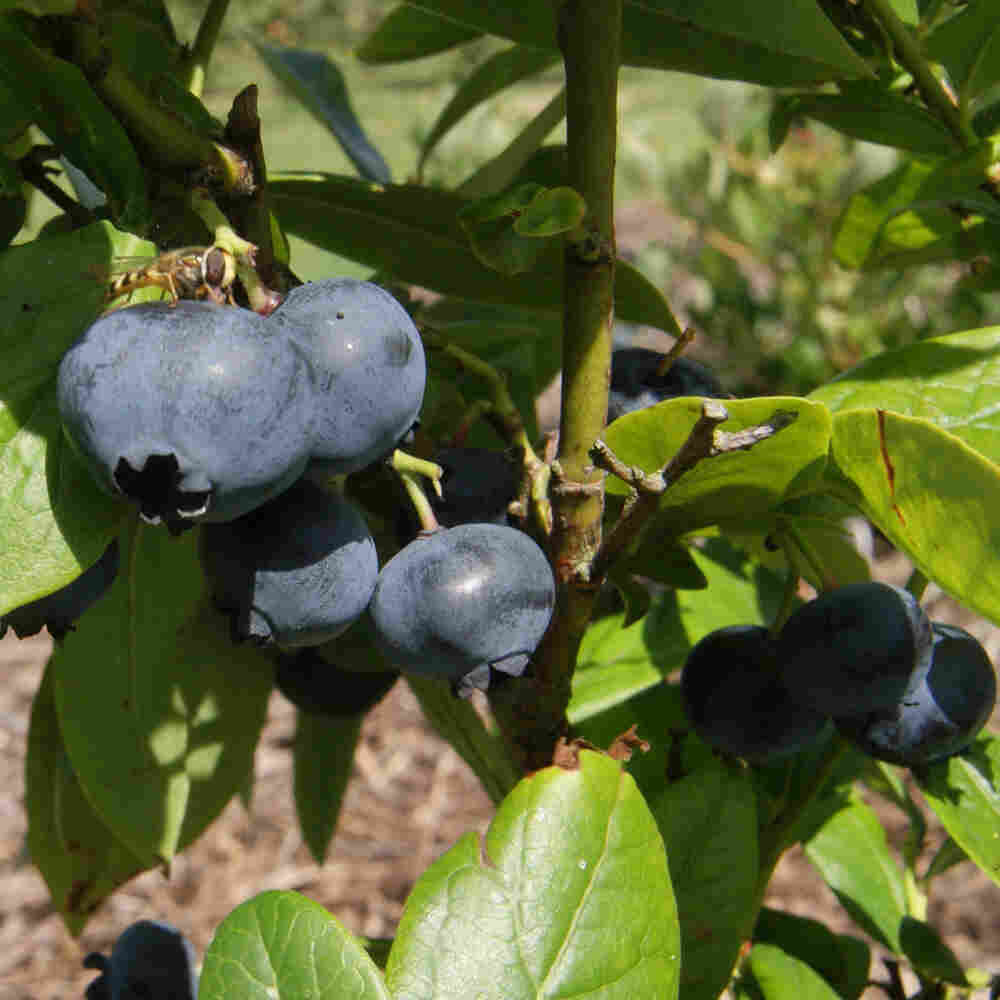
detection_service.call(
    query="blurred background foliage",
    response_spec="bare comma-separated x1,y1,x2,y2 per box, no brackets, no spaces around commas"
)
16,0,1000,397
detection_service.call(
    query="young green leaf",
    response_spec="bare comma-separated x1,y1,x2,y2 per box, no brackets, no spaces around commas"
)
52,522,273,865
199,890,391,1000
899,916,968,986
386,749,680,1000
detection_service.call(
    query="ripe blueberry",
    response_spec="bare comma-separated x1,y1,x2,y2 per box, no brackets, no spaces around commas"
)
681,624,830,762
369,522,555,694
58,301,314,528
269,278,426,475
608,346,726,422
778,582,933,717
275,649,398,716
83,919,197,1000
835,622,996,766
200,479,378,648
430,447,519,527
1,541,118,640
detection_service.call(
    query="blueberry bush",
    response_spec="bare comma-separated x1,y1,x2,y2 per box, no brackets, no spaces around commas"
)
4,1,1000,998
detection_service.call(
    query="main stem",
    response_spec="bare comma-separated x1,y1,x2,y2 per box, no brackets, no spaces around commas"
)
490,0,622,771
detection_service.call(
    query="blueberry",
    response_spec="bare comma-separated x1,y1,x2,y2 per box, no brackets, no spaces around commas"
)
200,479,378,648
275,649,398,716
369,523,555,694
269,279,426,475
835,622,996,766
58,301,314,528
778,582,934,717
608,346,726,422
1,541,118,640
681,625,830,762
83,919,197,1000
430,447,519,527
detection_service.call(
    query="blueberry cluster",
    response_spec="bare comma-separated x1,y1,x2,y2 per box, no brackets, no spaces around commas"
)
682,582,996,767
6,279,557,701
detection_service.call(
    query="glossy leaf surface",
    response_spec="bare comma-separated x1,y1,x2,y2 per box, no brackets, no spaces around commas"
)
199,890,391,1000
386,749,680,1000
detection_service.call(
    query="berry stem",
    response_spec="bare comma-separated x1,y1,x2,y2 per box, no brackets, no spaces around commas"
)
776,520,835,592
178,0,232,98
391,450,442,533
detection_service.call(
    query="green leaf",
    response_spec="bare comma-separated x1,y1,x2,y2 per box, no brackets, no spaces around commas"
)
833,143,1000,269
602,397,831,535
781,90,956,156
0,152,25,247
386,749,680,1000
914,732,1000,888
256,45,391,183
199,890,391,1000
925,1,1000,101
571,612,665,725
270,171,680,333
753,909,870,1000
0,222,151,616
810,327,1000,465
649,761,758,1000
0,0,74,15
399,1,871,85
723,494,872,592
923,837,969,880
52,522,273,865
458,183,584,274
804,792,907,952
357,3,482,63
0,71,31,144
456,88,566,199
823,408,1000,625
419,44,559,173
747,944,843,1000
0,16,148,226
26,662,148,934
293,710,362,865
406,673,520,805
899,916,968,985
570,540,785,726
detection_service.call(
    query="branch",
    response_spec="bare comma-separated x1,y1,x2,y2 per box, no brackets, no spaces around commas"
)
487,0,623,771
590,403,798,579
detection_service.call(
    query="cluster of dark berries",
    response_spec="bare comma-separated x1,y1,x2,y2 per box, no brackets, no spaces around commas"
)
7,279,557,701
83,919,198,1000
682,582,996,767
